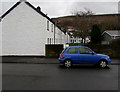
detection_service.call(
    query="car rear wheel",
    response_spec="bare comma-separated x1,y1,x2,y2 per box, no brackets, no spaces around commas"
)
64,60,72,68
99,60,107,68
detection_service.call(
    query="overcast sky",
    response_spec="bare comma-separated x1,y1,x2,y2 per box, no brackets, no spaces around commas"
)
0,0,120,18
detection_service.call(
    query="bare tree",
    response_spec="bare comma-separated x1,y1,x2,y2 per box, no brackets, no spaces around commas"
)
72,8,93,43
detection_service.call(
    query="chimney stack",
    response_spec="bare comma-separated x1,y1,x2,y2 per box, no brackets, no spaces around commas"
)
20,0,26,2
37,6,41,12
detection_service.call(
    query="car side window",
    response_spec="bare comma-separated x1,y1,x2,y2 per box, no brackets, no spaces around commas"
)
80,48,92,54
67,48,78,54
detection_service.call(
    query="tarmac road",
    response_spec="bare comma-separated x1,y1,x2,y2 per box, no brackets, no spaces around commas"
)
1,56,120,65
2,63,119,90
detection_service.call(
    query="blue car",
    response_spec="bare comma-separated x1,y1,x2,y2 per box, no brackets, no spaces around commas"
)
58,46,111,68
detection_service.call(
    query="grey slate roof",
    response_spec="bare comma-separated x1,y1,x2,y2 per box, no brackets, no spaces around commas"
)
102,30,120,36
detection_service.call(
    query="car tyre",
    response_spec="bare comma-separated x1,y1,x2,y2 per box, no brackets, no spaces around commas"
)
64,60,72,68
99,60,107,68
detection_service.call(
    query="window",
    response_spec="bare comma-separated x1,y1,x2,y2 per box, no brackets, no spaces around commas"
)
67,48,78,54
50,38,51,44
74,40,76,43
50,38,52,44
80,48,92,54
47,21,49,31
51,24,53,32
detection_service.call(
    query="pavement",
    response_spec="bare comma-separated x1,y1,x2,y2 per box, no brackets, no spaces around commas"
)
1,56,120,65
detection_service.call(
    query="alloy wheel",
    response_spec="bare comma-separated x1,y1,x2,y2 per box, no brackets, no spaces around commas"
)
64,60,72,68
100,61,107,68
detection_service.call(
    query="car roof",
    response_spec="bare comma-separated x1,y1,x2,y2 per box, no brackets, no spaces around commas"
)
67,46,89,48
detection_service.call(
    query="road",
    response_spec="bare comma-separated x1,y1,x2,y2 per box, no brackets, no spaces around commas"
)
2,63,119,90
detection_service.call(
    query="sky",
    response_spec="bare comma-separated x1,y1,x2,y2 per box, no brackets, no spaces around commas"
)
0,0,120,18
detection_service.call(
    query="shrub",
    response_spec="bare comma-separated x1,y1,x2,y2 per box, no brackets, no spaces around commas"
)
69,43,88,46
110,38,120,58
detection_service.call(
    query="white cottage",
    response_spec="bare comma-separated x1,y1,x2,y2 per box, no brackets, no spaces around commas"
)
1,0,69,56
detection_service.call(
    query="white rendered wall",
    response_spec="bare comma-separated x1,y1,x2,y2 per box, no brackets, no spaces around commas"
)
0,21,2,56
46,23,66,45
70,37,82,43
46,21,54,44
55,27,62,44
2,2,47,56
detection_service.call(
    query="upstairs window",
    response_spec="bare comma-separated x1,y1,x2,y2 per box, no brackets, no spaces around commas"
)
47,21,49,31
47,38,49,44
51,24,53,32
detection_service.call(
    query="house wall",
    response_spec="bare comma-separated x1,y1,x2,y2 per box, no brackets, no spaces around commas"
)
61,32,66,44
70,37,82,43
102,33,112,42
0,21,2,56
114,36,120,39
46,21,54,44
65,33,70,44
55,27,62,44
102,32,120,44
2,2,47,56
102,33,112,44
46,22,67,45
2,2,68,56
70,37,90,43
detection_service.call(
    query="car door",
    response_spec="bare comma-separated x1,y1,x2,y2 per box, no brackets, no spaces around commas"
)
78,48,97,64
67,47,79,63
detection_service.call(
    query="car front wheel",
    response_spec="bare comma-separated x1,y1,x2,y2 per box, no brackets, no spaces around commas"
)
99,60,107,68
64,60,72,68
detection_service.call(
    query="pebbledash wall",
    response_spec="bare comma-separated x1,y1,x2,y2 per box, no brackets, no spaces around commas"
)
1,0,70,56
